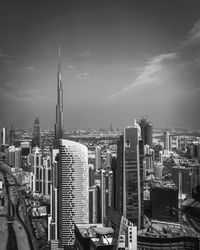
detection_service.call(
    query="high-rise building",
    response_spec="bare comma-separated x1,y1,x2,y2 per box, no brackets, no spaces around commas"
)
89,185,101,224
54,46,64,149
29,146,42,193
95,146,102,170
9,123,15,146
143,145,154,178
49,149,59,244
105,150,112,169
89,164,95,187
21,141,31,157
42,155,52,196
100,169,113,224
32,117,41,148
8,146,21,168
114,120,144,230
58,139,89,248
29,147,52,196
139,118,153,148
154,162,164,179
164,131,170,153
1,127,8,146
150,182,178,223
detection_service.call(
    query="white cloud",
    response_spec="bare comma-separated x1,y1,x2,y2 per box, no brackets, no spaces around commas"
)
76,72,91,80
182,19,200,47
26,66,34,70
0,54,18,58
68,64,75,69
77,49,91,57
110,53,178,98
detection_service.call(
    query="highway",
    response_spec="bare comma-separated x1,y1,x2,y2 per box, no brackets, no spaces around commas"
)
2,170,18,250
0,167,38,250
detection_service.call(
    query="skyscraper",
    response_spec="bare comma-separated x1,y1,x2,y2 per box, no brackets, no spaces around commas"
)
1,127,8,146
9,123,15,146
29,146,42,193
32,117,41,148
58,139,89,248
95,146,102,170
164,131,170,156
114,120,144,229
54,45,64,149
139,118,153,148
100,169,113,224
8,146,21,168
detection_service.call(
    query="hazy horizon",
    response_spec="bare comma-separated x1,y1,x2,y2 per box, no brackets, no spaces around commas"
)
1,1,200,129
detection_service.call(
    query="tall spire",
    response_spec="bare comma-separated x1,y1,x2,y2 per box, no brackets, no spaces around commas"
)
54,45,64,149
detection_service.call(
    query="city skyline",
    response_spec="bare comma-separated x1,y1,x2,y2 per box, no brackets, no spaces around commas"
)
1,1,200,129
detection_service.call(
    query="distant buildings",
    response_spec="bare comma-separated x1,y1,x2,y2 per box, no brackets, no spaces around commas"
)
58,139,89,248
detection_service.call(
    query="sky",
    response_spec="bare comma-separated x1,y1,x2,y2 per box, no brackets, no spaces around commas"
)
1,1,200,129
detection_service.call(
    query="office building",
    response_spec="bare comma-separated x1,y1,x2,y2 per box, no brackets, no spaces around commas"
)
49,149,59,243
29,146,42,193
89,164,95,187
58,139,89,248
32,117,41,148
150,182,178,222
164,131,170,155
95,146,102,170
9,123,15,146
172,164,200,198
159,150,163,164
8,146,21,168
42,155,51,196
89,185,101,224
100,169,113,224
143,145,154,178
105,151,112,169
54,45,64,149
1,127,8,146
21,141,31,157
114,120,144,229
153,163,164,179
139,118,153,148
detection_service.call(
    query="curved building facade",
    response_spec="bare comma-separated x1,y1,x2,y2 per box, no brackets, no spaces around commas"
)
138,235,200,250
58,139,89,248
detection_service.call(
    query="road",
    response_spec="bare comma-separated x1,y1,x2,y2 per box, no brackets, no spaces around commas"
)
0,166,38,250
2,170,18,250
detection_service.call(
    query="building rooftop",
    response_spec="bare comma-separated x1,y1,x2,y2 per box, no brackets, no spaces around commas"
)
140,219,197,238
151,181,177,189
75,223,117,247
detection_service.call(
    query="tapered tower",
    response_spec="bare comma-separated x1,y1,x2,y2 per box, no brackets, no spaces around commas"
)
54,45,64,149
